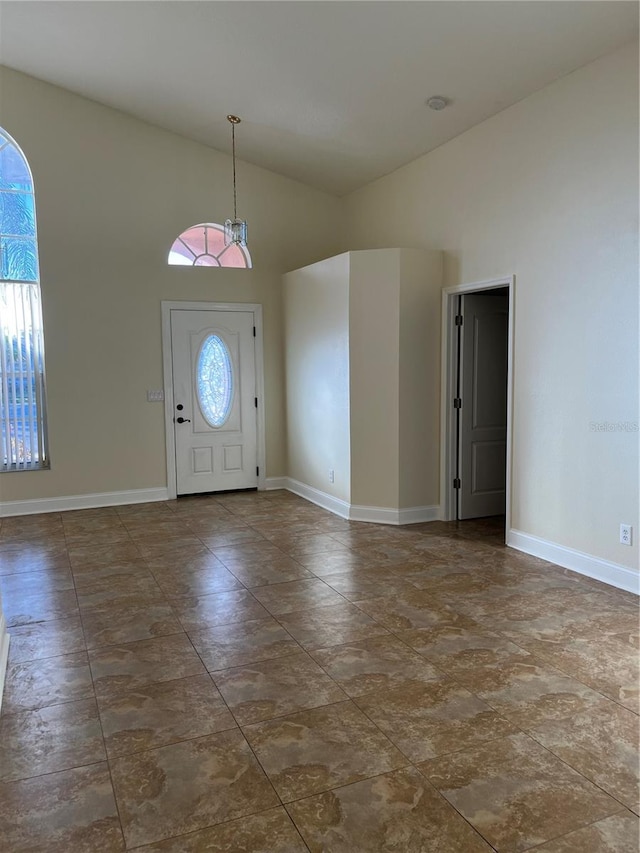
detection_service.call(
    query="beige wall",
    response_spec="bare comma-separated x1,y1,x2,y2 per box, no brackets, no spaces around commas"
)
398,250,443,509
285,248,442,511
0,67,341,502
344,43,639,569
348,250,400,507
283,253,351,503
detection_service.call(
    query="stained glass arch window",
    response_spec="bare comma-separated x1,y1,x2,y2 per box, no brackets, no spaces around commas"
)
0,127,49,470
168,223,252,269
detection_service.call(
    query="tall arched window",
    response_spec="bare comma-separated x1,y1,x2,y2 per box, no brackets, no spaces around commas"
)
0,128,49,471
168,223,252,268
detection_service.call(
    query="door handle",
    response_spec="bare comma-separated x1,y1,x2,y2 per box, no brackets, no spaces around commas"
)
176,417,191,424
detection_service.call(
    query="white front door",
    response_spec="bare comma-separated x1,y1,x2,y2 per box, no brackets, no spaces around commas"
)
457,290,509,519
170,308,258,495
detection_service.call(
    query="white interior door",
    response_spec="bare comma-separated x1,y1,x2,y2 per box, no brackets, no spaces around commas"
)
170,308,258,495
458,290,509,519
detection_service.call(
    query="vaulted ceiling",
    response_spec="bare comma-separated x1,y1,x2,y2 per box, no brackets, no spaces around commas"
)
1,1,637,195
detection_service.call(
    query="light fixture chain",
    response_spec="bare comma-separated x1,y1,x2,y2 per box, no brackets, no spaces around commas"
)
224,114,248,250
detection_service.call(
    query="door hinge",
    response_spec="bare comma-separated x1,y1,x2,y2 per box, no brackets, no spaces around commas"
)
256,466,260,476
455,314,463,326
254,397,258,408
453,478,461,489
453,398,462,409
253,326,256,337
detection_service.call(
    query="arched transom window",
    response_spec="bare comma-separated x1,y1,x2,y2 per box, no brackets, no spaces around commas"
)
0,127,49,471
168,223,252,269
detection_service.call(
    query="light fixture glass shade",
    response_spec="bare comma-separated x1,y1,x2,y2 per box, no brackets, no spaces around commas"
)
224,218,248,248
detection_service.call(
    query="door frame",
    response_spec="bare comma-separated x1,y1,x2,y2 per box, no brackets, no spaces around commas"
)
161,301,266,500
439,276,515,529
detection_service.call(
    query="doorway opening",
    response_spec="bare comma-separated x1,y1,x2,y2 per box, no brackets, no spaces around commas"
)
440,276,514,541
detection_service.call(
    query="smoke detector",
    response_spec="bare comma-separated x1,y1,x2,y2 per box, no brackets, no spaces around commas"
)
427,96,448,111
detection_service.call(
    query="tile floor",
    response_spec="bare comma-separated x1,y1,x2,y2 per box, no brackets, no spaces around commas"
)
0,490,638,852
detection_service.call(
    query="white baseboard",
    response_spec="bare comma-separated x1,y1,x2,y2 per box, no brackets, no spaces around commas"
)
508,529,639,596
0,609,10,716
398,505,441,525
285,478,351,519
350,503,441,525
283,478,440,526
264,477,289,491
0,487,171,518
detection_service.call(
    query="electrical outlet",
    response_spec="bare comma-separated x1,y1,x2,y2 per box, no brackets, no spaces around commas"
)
147,390,164,402
620,524,632,546
328,469,335,484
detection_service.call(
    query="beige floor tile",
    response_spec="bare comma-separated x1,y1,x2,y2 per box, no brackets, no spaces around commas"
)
0,544,70,575
463,657,606,728
68,542,143,569
288,766,493,852
516,633,640,713
124,519,194,539
224,557,315,587
70,558,149,588
98,674,236,757
0,698,105,782
171,589,269,631
184,518,253,538
395,612,523,673
526,700,640,809
7,615,86,663
528,811,639,852
421,732,622,852
0,762,124,852
198,529,268,549
142,546,220,574
0,566,74,596
321,567,418,601
244,700,408,802
213,651,346,724
135,534,206,560
0,530,67,550
251,578,348,615
210,541,290,567
110,730,278,848
277,602,389,650
3,652,94,713
88,634,206,700
296,550,392,575
81,600,184,649
76,573,166,610
265,532,350,558
356,680,518,762
64,529,134,549
134,807,308,852
189,616,301,671
151,563,243,598
354,591,455,631
310,634,443,697
2,587,79,627
486,589,639,644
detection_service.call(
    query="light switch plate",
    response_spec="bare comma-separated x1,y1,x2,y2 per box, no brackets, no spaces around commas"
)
147,390,164,402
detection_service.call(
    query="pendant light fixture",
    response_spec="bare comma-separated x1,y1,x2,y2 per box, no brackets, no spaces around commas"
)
224,114,248,249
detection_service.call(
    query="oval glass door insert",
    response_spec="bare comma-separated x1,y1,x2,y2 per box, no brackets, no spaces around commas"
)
196,335,233,427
